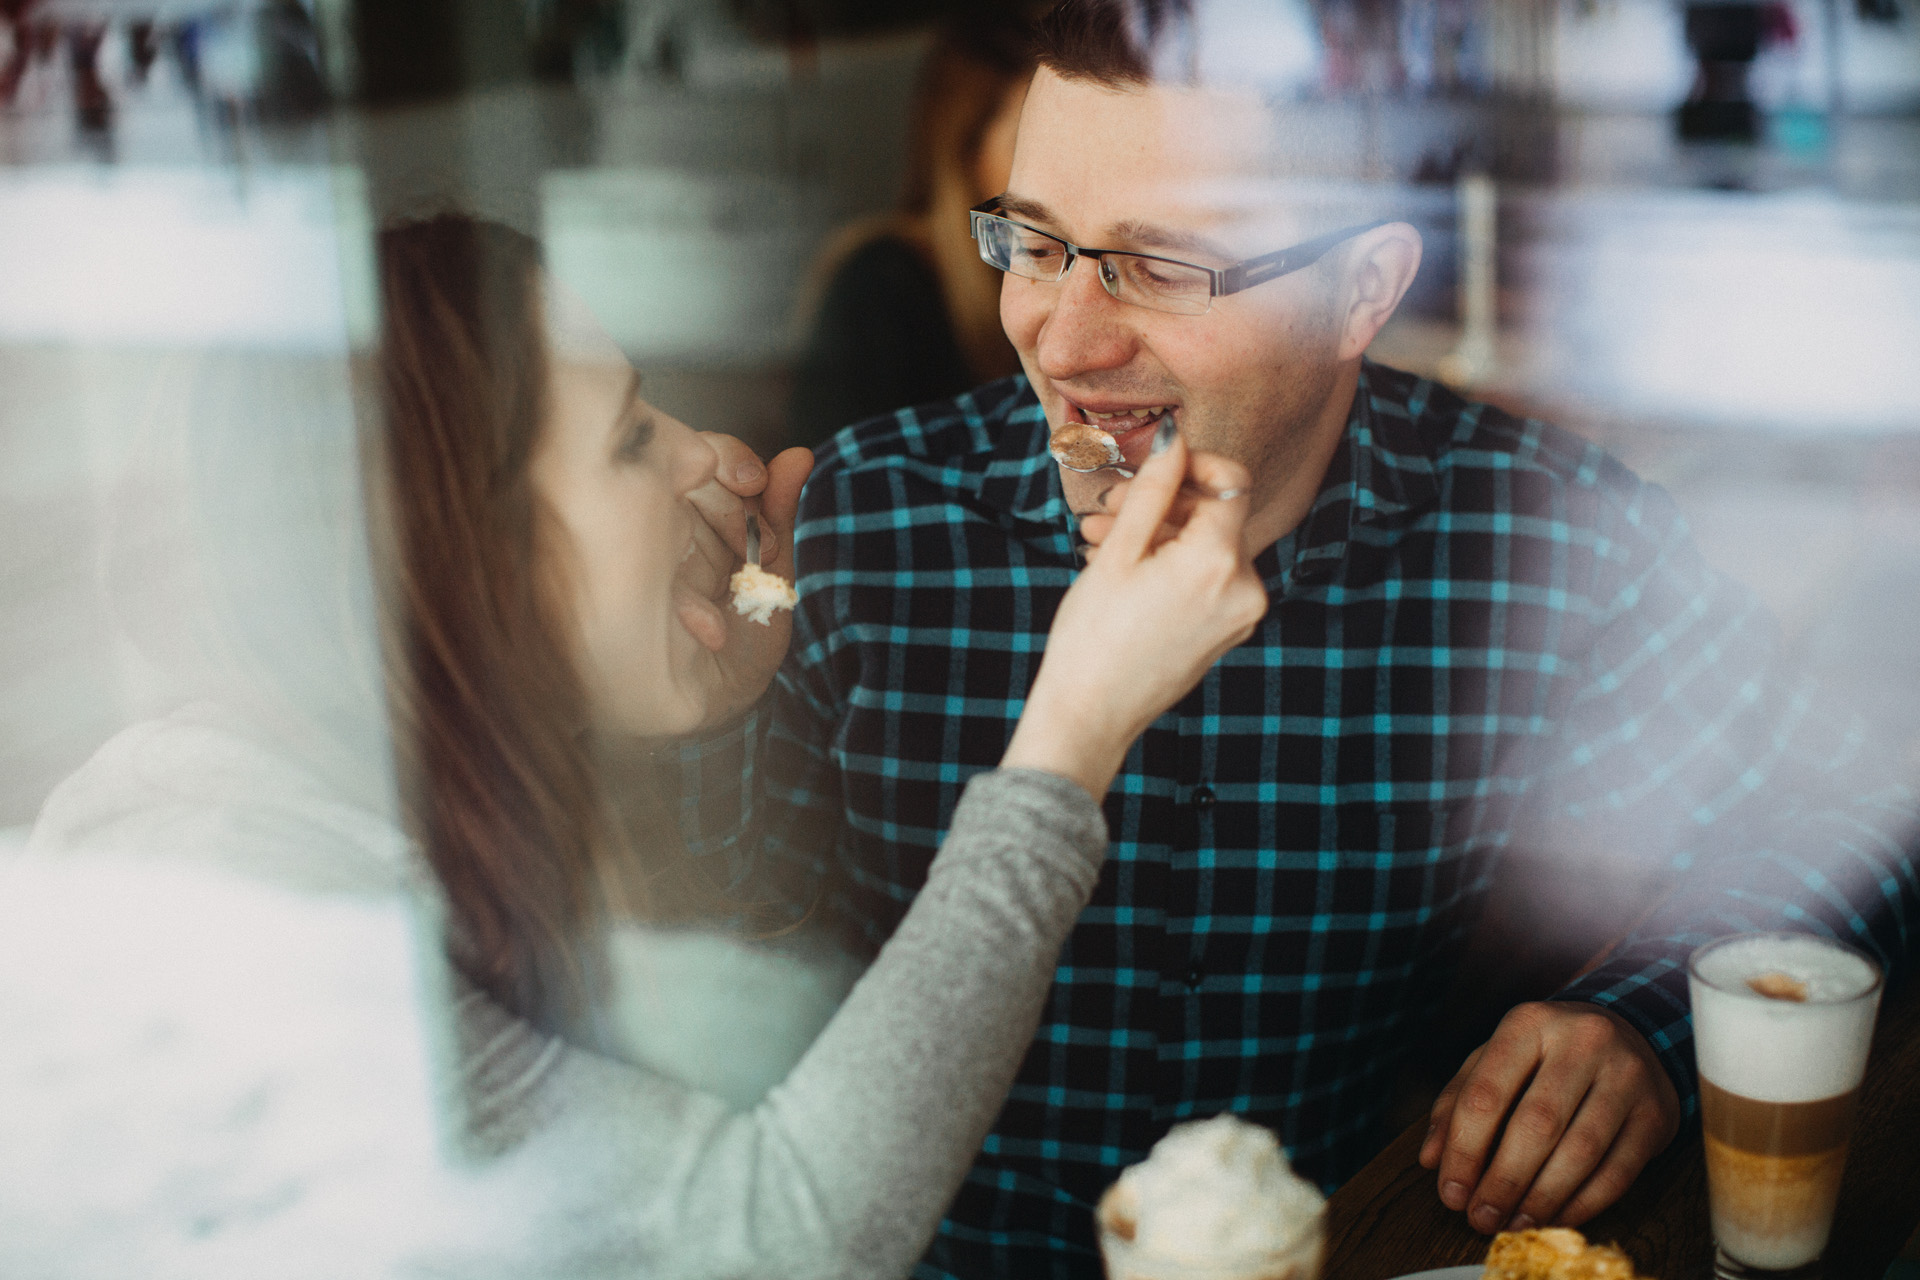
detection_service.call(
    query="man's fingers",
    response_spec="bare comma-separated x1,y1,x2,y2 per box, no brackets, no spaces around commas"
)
684,512,734,599
1421,1045,1482,1169
760,446,813,575
701,431,770,496
1503,1084,1628,1229
1435,1014,1550,1211
1463,1055,1599,1232
1552,1098,1674,1227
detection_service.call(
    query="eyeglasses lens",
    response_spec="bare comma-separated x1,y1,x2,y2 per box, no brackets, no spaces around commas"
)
1103,255,1212,315
971,213,1214,316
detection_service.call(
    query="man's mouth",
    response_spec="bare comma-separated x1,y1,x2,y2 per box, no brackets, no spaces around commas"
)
1062,400,1178,469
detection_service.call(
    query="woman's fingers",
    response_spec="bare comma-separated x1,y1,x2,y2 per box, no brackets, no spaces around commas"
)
1098,431,1189,563
1171,454,1253,546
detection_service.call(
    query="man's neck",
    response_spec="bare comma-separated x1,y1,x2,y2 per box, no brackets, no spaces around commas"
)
1239,358,1362,558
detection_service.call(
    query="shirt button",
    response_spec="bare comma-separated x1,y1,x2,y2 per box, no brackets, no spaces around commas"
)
1184,967,1205,990
1190,785,1215,810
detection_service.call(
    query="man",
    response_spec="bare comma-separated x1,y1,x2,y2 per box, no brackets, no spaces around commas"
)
681,2,1916,1275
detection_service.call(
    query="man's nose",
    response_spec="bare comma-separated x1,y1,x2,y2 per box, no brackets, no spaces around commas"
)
1033,255,1138,382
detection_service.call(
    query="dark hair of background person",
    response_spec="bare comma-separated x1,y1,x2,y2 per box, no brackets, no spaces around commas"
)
371,216,750,1041
785,6,1040,449
1031,0,1198,88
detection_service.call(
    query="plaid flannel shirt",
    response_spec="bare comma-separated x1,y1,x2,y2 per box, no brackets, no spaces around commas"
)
675,362,1916,1280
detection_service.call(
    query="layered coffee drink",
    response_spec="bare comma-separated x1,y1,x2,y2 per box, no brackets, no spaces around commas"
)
1689,933,1883,1275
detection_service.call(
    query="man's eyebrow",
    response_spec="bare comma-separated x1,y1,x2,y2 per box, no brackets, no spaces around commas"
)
1108,219,1235,263
995,193,1236,264
994,193,1058,228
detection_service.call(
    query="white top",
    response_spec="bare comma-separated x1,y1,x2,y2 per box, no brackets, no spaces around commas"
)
4,705,1108,1280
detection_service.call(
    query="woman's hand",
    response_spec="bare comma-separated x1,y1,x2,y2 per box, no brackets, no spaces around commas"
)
1001,433,1267,800
683,434,814,729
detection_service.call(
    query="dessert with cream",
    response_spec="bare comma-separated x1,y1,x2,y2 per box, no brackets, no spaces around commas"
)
1097,1114,1325,1280
1483,1227,1638,1280
729,563,797,625
1048,422,1122,471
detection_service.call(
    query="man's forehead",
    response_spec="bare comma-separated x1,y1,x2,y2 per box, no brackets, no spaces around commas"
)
1017,69,1275,183
1009,70,1337,247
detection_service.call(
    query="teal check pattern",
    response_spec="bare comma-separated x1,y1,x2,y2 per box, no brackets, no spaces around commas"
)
675,362,1916,1280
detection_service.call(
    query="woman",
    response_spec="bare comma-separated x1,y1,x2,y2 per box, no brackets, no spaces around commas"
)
372,213,1265,1278
786,10,1036,447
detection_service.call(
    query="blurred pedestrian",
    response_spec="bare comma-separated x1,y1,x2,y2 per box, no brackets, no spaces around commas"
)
787,7,1038,448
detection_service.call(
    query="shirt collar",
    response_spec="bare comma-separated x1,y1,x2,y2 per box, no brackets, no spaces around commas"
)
1266,360,1444,591
979,376,1073,529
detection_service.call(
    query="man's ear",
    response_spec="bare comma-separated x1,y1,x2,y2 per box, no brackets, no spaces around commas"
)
1335,223,1423,362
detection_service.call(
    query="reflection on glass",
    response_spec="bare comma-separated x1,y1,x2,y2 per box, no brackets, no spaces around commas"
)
2,0,1917,1274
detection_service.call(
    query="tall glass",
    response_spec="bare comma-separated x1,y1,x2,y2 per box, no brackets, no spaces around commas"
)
1688,933,1883,1279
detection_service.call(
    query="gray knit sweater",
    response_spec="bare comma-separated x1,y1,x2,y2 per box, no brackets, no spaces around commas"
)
444,767,1109,1280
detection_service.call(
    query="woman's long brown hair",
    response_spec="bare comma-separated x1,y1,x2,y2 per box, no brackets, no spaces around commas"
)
372,215,611,1037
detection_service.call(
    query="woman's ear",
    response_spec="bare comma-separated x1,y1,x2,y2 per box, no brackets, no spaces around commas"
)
1335,223,1424,362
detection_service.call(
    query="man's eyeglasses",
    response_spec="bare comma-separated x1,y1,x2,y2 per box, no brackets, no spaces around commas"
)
968,199,1388,317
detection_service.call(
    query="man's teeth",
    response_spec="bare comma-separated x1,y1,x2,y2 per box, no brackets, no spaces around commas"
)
1085,407,1170,425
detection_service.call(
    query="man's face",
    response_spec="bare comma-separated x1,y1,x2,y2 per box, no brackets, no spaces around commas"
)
1000,69,1347,520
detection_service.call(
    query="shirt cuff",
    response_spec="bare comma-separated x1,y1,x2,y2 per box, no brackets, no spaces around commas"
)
1552,944,1701,1119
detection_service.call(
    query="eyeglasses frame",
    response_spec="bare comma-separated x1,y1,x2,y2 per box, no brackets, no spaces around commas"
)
968,197,1390,311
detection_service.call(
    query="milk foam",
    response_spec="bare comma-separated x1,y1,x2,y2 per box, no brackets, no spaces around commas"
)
1690,934,1881,1103
1113,1114,1324,1264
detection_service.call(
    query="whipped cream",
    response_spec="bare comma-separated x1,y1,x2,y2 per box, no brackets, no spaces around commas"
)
1103,1114,1324,1267
729,563,797,625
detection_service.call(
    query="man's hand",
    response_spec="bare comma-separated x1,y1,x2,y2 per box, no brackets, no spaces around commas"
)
1419,1001,1681,1234
682,432,813,729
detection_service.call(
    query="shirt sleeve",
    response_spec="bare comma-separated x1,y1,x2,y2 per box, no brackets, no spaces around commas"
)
443,768,1108,1280
1535,476,1919,1113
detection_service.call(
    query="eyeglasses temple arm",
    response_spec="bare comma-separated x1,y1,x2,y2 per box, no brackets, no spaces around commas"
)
1219,219,1392,295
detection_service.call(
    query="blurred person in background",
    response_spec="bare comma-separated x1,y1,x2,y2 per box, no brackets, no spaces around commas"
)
672,0,1920,1274
786,7,1037,449
0,0,43,103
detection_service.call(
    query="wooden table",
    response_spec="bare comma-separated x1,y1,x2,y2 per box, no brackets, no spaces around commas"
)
1322,977,1920,1280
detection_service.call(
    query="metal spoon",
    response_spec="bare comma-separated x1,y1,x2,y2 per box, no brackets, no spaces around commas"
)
745,512,762,568
1050,426,1134,478
1057,457,1135,478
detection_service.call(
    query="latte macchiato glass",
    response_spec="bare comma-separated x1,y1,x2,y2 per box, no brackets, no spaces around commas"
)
1688,933,1883,1278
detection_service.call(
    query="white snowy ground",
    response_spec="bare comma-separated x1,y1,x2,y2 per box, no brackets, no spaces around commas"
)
0,831,537,1278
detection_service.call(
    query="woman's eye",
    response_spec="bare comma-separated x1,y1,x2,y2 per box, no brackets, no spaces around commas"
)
616,416,656,461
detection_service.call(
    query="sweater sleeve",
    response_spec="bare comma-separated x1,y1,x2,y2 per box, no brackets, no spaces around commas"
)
444,767,1107,1280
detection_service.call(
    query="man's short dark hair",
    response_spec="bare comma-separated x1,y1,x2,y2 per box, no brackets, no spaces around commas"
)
1031,0,1197,88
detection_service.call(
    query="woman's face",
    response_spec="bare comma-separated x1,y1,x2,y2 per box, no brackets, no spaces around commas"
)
529,282,728,741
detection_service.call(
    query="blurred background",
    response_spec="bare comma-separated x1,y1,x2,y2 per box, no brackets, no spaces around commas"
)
4,0,1918,827
1,0,1917,1268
